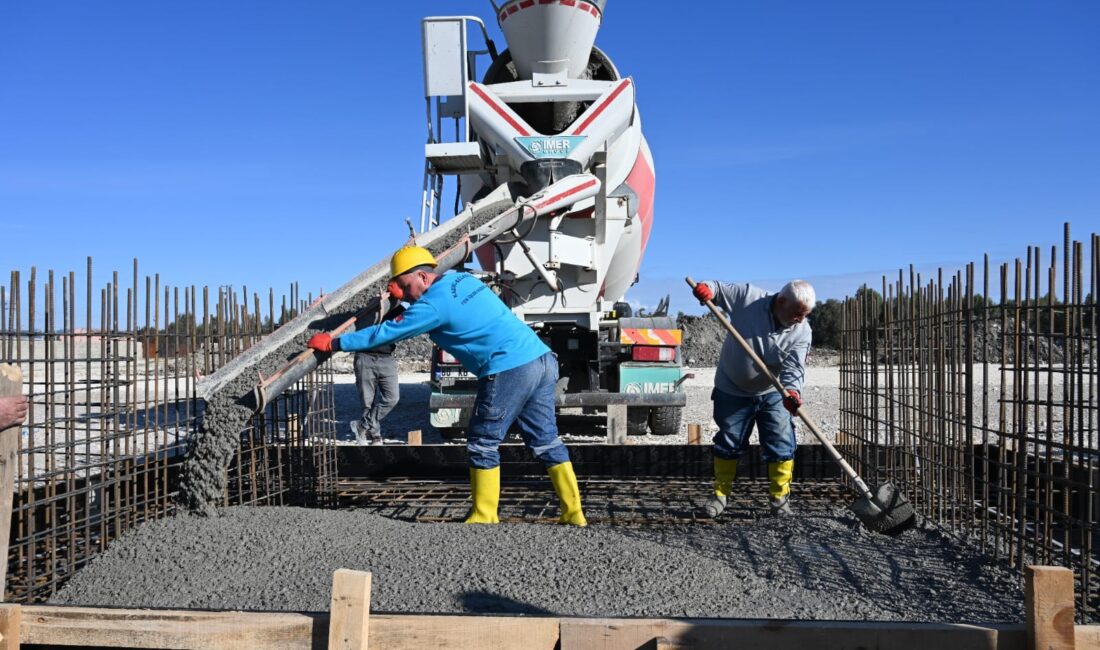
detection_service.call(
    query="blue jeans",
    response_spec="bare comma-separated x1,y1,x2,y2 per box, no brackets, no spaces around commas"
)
711,388,796,462
467,352,570,469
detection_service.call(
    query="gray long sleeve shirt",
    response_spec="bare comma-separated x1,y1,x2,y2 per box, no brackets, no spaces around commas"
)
701,281,812,398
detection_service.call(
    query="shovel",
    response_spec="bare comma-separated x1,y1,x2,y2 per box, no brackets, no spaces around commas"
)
685,277,916,536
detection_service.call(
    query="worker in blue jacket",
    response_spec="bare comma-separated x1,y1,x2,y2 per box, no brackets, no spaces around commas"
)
307,245,586,526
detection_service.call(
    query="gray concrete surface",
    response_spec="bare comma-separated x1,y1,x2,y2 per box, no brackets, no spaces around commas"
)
52,505,1024,622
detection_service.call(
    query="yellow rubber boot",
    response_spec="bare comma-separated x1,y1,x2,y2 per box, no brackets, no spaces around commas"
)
547,461,587,526
703,457,738,518
715,457,739,497
768,460,794,516
464,467,500,524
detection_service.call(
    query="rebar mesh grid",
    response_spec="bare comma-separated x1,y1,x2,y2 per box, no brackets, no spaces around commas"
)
335,477,851,525
839,222,1099,621
1,259,338,602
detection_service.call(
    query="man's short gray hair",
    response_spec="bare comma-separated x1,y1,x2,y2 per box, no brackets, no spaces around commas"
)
780,280,816,309
403,264,437,277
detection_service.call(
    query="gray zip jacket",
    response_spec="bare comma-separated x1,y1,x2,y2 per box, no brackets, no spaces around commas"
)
700,281,812,398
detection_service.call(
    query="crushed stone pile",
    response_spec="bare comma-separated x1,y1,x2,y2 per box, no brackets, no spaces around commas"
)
678,314,839,367
53,506,1023,622
678,314,726,367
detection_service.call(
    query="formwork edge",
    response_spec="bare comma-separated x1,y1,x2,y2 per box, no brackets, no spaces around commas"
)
20,605,1100,650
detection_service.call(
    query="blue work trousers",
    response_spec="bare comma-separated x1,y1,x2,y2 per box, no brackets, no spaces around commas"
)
467,352,570,469
711,388,796,462
354,352,399,436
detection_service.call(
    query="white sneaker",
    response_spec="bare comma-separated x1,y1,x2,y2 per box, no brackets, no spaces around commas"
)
350,421,371,445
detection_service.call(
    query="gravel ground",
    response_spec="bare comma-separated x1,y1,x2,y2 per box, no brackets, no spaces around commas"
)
51,504,1024,622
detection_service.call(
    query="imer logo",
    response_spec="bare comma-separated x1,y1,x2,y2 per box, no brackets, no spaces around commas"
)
624,382,676,394
515,135,586,159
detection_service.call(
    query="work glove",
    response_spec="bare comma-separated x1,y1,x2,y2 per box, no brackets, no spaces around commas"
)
307,332,339,353
782,390,802,415
693,282,713,305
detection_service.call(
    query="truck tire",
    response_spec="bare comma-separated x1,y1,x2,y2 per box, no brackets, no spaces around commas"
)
648,406,682,436
627,407,649,435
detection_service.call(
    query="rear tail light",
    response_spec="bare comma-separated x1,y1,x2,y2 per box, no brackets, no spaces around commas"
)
632,346,676,362
437,349,460,364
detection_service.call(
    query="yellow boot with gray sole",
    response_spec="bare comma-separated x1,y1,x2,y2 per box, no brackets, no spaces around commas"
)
702,457,738,518
464,466,501,524
768,459,794,516
547,461,587,526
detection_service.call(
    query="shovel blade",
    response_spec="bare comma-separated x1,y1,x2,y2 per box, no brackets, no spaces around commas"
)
848,482,917,536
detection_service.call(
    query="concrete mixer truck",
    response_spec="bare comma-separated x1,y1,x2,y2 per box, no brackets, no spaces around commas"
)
195,0,685,444
419,1,687,438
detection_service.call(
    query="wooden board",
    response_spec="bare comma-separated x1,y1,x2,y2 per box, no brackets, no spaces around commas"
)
19,607,559,650
0,365,23,603
328,570,371,650
369,614,559,649
606,404,627,444
0,604,20,650
19,607,321,649
558,618,1029,650
1076,624,1100,648
16,605,1100,650
1026,565,1076,650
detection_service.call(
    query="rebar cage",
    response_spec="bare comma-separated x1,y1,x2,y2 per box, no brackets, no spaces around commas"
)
0,259,338,602
839,222,1099,621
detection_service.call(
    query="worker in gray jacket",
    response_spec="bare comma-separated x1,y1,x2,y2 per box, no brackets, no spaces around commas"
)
691,279,815,517
351,343,399,445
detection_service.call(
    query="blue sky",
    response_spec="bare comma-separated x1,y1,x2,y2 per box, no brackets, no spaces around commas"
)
2,1,1098,317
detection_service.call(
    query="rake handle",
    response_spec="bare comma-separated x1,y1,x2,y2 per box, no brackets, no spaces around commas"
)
685,277,874,499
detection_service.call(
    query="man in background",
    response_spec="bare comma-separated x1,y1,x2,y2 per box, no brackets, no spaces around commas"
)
350,337,398,446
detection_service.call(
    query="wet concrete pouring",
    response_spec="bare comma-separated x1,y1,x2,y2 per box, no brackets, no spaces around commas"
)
53,481,1025,623
179,203,511,516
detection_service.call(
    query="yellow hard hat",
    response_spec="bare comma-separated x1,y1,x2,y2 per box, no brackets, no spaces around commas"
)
390,246,438,278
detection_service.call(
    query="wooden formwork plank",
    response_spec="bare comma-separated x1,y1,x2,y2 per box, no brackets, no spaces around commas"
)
18,607,560,649
1026,565,1076,650
606,404,627,444
1076,625,1100,648
0,604,20,650
19,607,322,649
16,606,1100,650
371,614,559,649
0,365,23,603
558,618,1028,650
329,570,371,650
